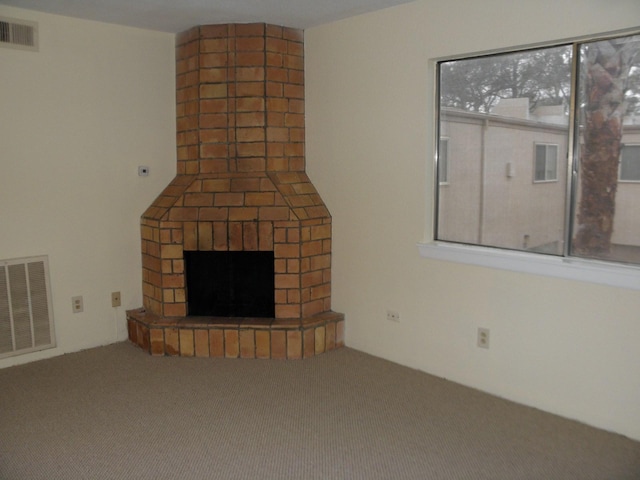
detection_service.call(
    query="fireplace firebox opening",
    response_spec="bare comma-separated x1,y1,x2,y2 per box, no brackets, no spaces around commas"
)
185,251,275,318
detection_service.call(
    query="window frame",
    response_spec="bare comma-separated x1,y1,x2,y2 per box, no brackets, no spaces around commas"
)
419,28,640,291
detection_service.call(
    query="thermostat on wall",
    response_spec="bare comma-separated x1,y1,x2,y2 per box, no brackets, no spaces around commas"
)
138,166,150,177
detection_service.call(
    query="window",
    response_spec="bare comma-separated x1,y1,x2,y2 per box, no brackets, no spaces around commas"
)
433,32,640,269
534,144,558,182
620,144,640,182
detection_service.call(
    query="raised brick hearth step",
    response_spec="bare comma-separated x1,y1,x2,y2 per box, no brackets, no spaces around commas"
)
127,308,344,360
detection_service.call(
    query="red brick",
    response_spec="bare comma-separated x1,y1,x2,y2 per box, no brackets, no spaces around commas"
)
266,82,283,97
266,38,287,54
315,326,326,355
275,273,300,289
236,112,265,127
202,178,231,192
236,52,265,66
236,36,264,52
271,330,286,359
287,331,302,359
200,144,229,159
285,55,304,71
165,328,180,356
236,82,265,97
284,84,304,99
194,330,210,357
239,330,256,358
200,128,227,143
274,243,299,258
229,222,243,250
237,67,265,82
277,304,300,319
224,330,239,358
150,329,164,356
259,206,290,221
201,38,228,53
303,328,315,358
266,127,289,143
267,68,288,83
209,330,224,357
213,222,228,250
256,331,271,359
237,143,266,157
200,24,229,39
198,222,213,250
184,193,214,206
200,84,228,99
267,52,283,67
229,207,258,221
243,222,258,250
214,193,244,206
236,127,265,143
302,299,324,318
236,158,264,172
259,222,274,251
164,303,187,317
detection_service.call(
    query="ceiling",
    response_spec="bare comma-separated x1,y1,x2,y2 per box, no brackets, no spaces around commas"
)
0,0,415,32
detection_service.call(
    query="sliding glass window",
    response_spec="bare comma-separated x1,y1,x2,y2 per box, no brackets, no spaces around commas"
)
435,32,640,265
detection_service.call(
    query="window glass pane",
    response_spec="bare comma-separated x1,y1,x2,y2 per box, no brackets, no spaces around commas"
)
620,145,640,181
571,34,640,264
535,145,546,181
437,45,571,254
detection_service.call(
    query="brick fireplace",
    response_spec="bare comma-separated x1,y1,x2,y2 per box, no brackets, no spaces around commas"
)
127,23,345,359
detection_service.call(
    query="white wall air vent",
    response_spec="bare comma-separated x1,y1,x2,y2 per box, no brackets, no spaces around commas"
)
0,16,38,51
0,256,56,359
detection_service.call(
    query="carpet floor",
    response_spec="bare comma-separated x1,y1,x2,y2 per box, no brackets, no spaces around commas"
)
0,342,638,479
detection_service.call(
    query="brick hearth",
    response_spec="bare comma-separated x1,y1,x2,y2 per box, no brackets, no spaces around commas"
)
127,309,344,359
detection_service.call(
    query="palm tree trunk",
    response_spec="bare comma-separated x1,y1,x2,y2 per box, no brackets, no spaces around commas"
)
573,39,636,257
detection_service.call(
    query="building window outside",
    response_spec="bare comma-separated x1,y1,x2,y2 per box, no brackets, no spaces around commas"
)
620,144,640,182
435,32,640,266
534,144,558,182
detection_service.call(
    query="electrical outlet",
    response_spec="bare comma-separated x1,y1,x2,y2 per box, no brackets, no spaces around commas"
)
111,291,121,308
72,296,83,313
386,310,400,322
477,327,490,349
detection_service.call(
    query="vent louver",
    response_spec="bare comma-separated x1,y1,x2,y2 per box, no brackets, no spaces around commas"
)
0,256,56,359
0,16,38,51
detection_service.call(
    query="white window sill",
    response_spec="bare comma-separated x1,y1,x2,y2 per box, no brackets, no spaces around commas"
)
417,241,640,291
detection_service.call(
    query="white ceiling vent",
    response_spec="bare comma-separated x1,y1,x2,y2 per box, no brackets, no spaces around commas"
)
0,16,38,52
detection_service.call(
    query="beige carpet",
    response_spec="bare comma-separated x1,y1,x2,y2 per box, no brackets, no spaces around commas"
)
0,342,638,479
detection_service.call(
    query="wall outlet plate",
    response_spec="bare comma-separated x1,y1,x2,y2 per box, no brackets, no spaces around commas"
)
477,327,490,349
386,310,400,322
111,291,121,308
72,296,83,313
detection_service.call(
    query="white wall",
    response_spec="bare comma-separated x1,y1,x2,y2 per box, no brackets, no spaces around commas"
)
0,7,176,367
305,0,640,440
